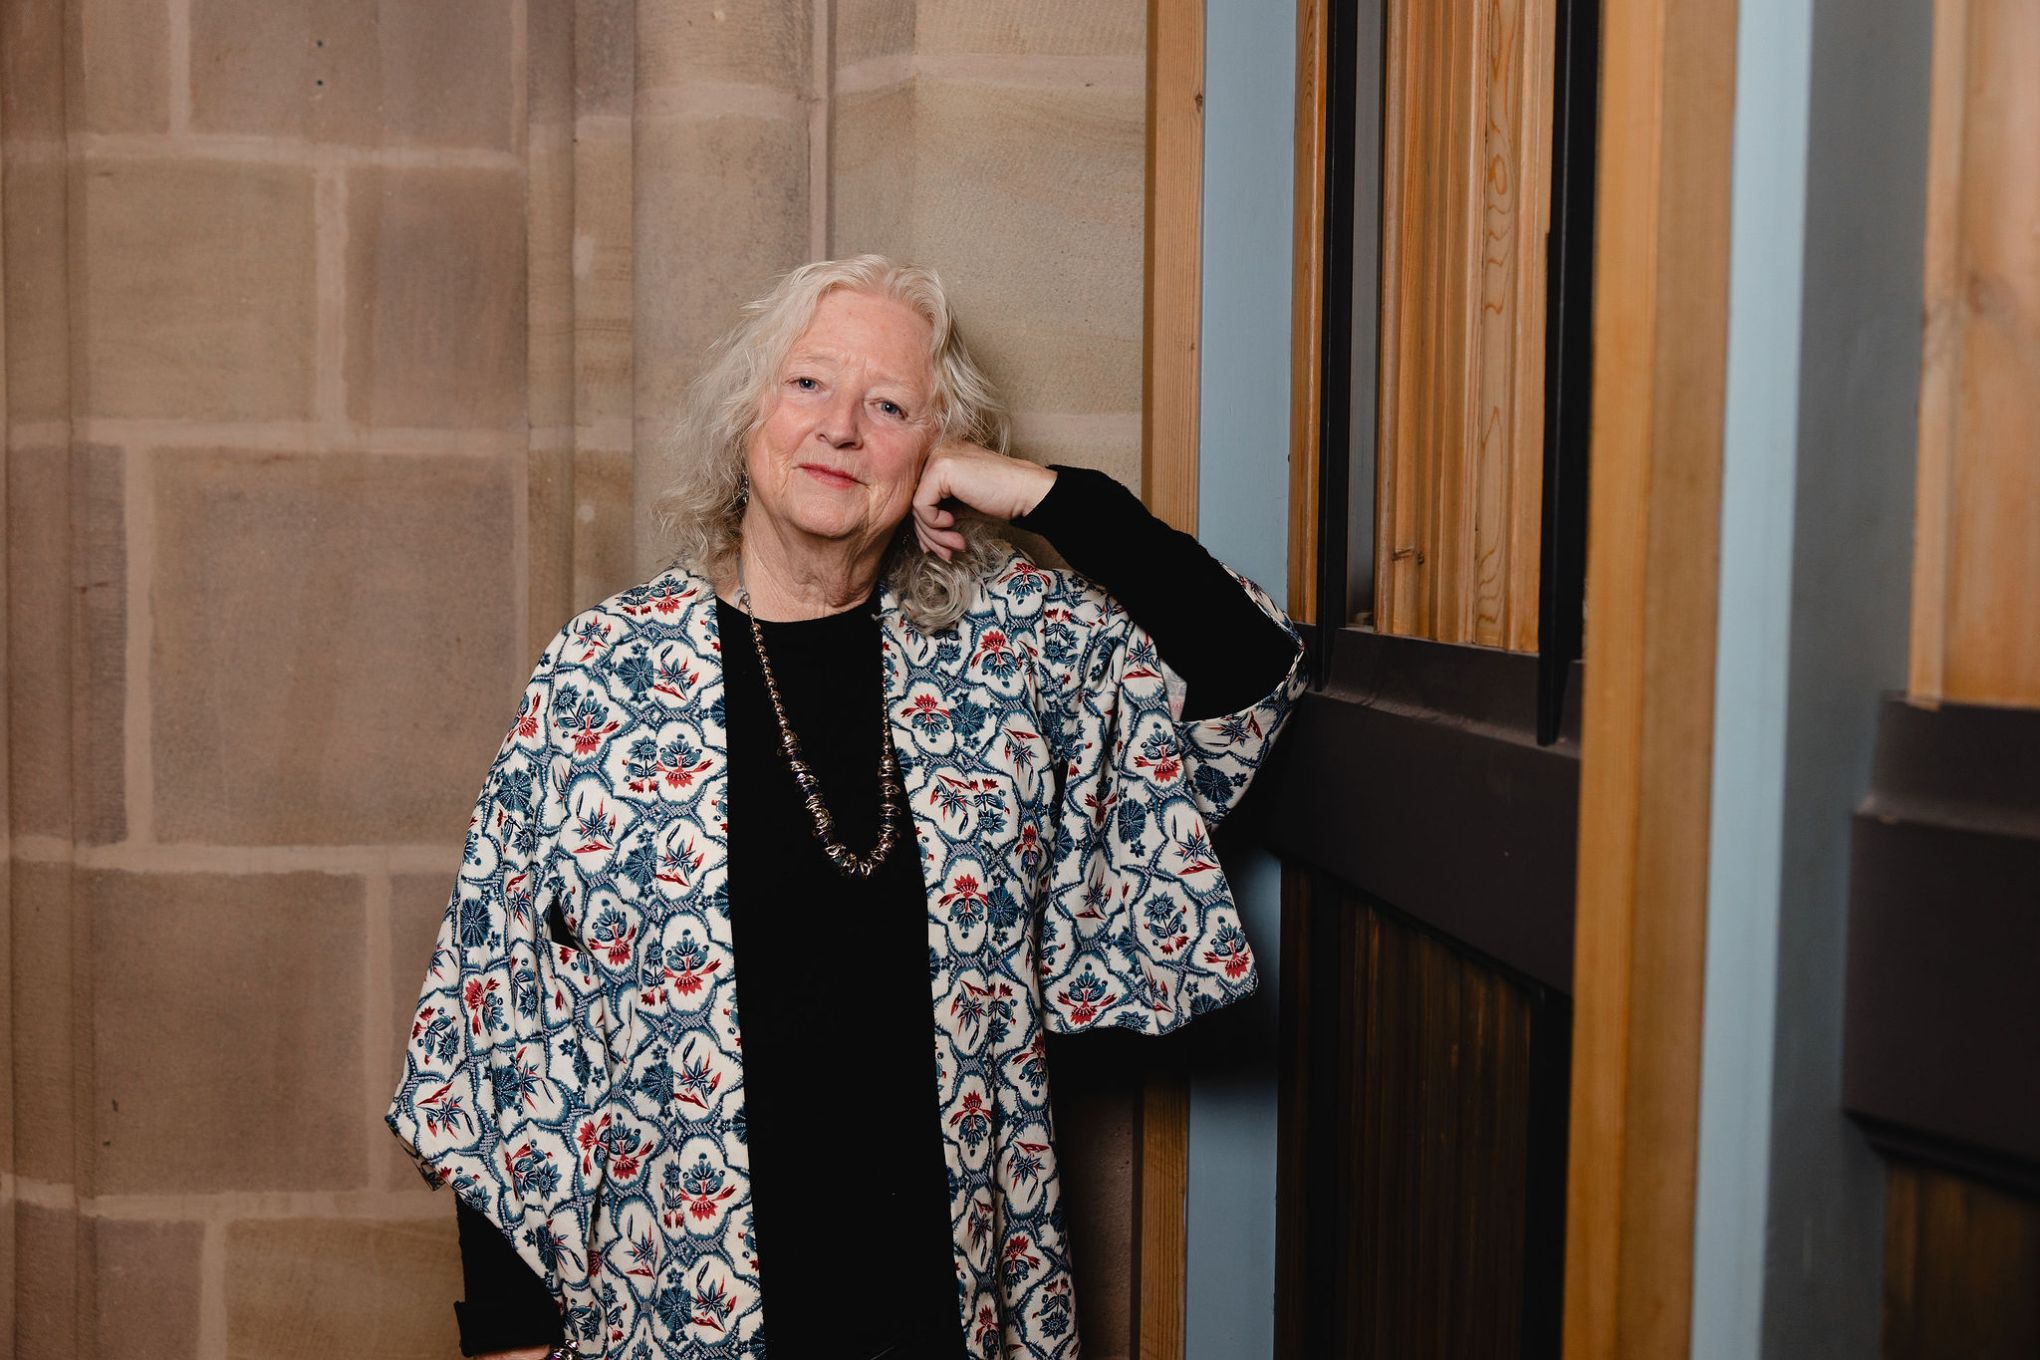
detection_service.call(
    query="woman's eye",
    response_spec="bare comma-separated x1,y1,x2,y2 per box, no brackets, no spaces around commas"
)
878,400,904,418
791,376,819,391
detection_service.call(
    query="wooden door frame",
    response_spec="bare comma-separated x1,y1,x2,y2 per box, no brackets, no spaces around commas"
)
1284,0,1740,1355
1136,1,1204,1356
1559,0,1735,1354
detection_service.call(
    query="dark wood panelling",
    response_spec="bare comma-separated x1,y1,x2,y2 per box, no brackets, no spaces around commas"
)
1884,1161,2040,1360
1265,629,1580,992
1844,697,2040,1182
1278,868,1569,1359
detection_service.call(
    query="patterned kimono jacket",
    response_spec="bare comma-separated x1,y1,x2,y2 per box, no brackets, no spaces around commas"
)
386,548,1306,1359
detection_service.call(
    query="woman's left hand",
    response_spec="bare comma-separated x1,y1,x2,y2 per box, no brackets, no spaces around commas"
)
912,441,1058,561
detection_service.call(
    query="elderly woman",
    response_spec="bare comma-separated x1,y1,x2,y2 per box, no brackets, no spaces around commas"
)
387,256,1305,1360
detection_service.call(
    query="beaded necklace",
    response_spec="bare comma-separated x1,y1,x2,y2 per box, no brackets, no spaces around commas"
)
733,568,906,879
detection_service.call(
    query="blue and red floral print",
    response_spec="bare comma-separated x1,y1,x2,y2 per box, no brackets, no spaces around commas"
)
387,548,1306,1359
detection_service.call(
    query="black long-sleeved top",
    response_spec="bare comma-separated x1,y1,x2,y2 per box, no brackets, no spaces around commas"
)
451,465,1300,1358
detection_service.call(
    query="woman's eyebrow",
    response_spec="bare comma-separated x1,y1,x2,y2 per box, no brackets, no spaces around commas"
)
785,347,922,394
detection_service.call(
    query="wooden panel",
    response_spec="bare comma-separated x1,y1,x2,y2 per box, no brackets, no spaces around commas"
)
1560,0,1737,1353
1137,2,1203,1353
1277,869,1569,1359
1374,0,1554,650
1142,0,1204,536
1908,0,2040,708
1289,0,1330,620
1884,1161,2040,1359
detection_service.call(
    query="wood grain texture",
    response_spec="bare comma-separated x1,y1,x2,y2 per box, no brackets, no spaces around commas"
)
1137,2,1202,1354
1559,0,1737,1354
1276,872,1568,1359
1288,0,1329,621
1908,0,2040,708
1133,1070,1189,1360
1884,1162,2040,1359
1374,0,1554,652
1143,0,1204,537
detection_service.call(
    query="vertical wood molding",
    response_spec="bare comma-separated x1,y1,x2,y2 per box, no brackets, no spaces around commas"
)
1374,0,1555,652
1288,0,1329,620
1560,0,1737,1354
1906,0,1964,708
1143,0,1204,536
1137,2,1202,1355
1908,0,2040,708
1133,1067,1190,1360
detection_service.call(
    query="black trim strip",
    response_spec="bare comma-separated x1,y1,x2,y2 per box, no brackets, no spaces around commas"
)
1535,0,1599,745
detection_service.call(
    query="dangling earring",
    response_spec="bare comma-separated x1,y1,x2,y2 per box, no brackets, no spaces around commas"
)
734,470,750,511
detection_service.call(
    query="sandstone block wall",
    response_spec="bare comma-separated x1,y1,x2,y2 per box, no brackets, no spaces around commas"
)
3,2,1148,1356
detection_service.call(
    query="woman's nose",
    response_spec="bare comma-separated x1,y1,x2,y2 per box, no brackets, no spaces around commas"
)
815,388,862,446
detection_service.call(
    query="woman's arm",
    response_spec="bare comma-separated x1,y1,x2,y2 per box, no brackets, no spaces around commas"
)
1012,463,1301,721
910,444,1300,720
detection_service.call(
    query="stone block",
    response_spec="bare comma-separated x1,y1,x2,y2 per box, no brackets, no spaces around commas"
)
829,85,916,259
574,0,635,118
0,1195,12,1350
526,0,572,126
149,448,520,846
525,139,574,439
578,447,637,600
344,166,526,430
16,1201,85,1360
75,0,169,132
224,1216,462,1359
638,0,808,94
6,446,77,840
526,443,577,637
76,442,129,844
11,860,79,1183
834,0,917,68
80,160,316,421
3,0,67,142
189,0,515,150
633,112,807,424
88,868,367,1194
3,443,126,841
916,0,1144,59
4,159,75,422
1008,425,1140,494
93,1218,203,1360
906,81,1145,415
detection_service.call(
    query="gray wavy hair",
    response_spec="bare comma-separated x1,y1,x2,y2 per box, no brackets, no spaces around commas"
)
653,255,1014,632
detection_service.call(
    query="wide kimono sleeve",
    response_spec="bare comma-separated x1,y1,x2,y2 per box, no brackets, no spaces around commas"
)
385,621,621,1351
1031,563,1307,1036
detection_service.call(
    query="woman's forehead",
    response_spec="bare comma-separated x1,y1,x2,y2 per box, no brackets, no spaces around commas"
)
787,291,932,384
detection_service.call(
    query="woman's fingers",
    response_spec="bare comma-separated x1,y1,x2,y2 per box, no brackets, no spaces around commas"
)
910,439,1051,556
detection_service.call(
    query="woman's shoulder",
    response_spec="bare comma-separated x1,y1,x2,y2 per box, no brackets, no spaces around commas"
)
533,565,717,670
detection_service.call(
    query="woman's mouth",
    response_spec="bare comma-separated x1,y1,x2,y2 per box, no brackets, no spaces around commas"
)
799,464,859,488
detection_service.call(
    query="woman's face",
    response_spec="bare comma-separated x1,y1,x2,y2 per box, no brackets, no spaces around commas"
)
743,287,937,561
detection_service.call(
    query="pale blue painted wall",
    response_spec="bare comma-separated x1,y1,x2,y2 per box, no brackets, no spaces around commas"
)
1695,0,1928,1354
1693,0,1814,1349
1185,2,1296,1356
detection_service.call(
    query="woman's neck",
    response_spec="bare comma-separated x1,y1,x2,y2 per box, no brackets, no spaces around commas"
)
723,523,889,621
